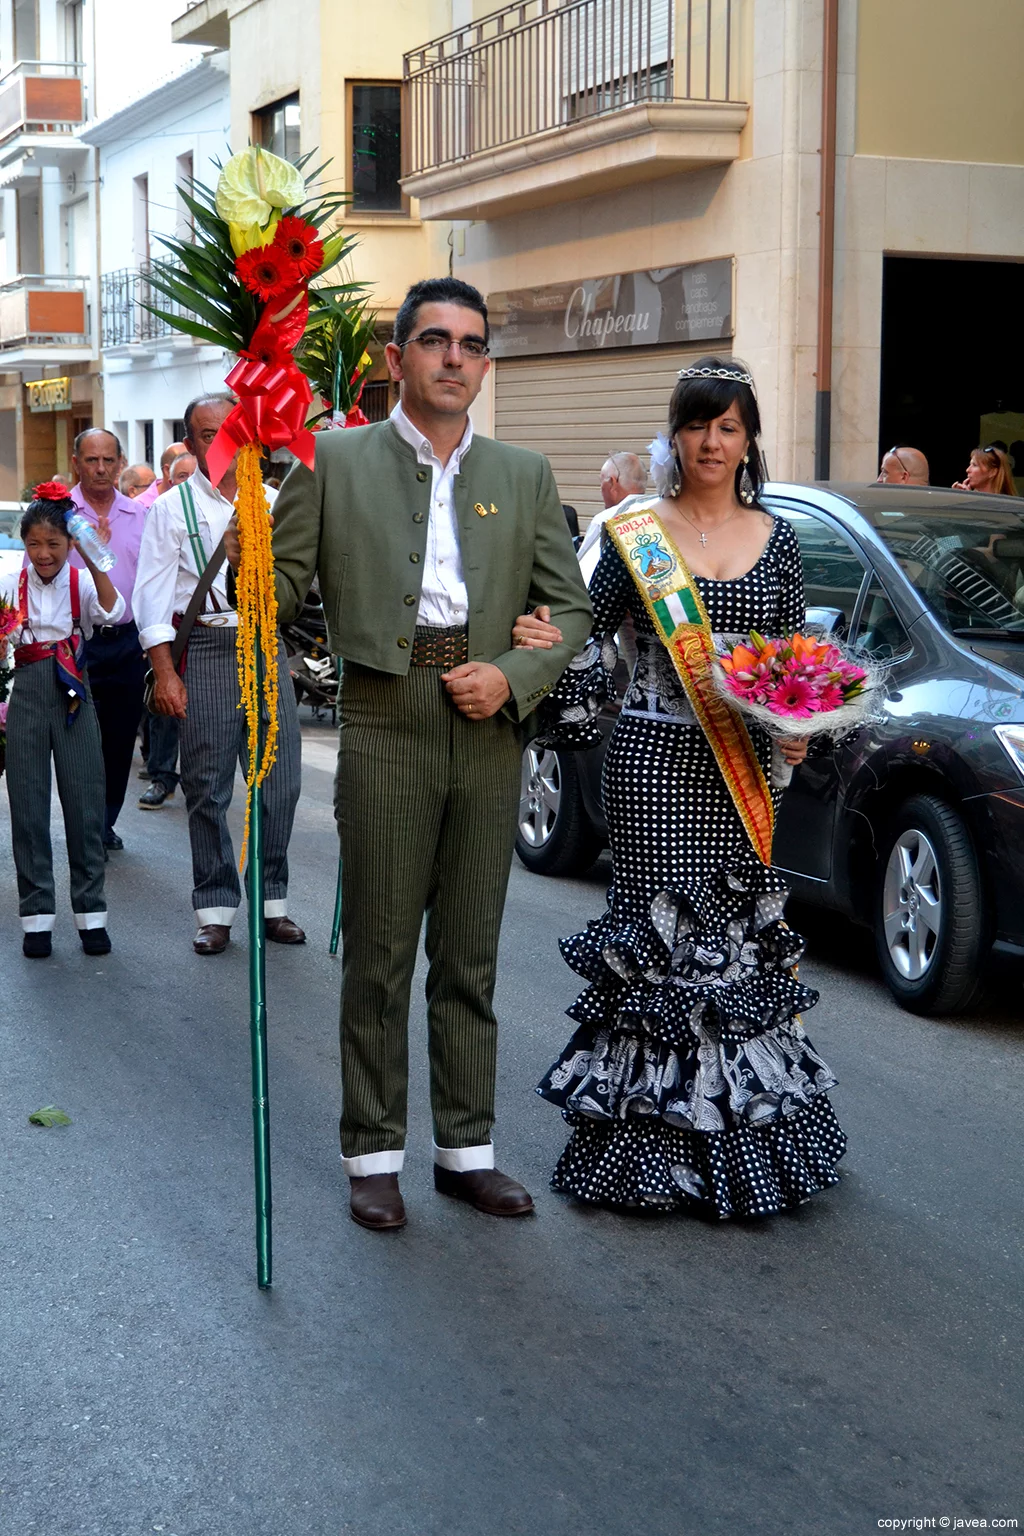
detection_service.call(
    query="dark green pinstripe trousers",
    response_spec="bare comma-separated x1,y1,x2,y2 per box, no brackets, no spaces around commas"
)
335,660,522,1159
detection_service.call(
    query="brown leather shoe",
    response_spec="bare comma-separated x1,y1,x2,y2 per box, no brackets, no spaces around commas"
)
433,1165,535,1216
266,916,306,944
349,1174,407,1231
193,923,231,956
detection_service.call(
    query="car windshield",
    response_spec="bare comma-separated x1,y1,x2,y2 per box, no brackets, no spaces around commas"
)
867,504,1024,635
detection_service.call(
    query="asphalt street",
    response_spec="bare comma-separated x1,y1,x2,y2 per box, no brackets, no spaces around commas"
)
2,712,1022,1536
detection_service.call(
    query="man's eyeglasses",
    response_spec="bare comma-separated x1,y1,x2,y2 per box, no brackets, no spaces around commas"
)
399,330,489,359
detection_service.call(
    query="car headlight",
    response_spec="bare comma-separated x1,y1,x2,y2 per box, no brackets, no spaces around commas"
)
994,723,1024,781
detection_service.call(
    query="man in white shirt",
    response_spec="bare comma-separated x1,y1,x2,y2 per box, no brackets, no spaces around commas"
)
575,451,649,584
133,395,303,955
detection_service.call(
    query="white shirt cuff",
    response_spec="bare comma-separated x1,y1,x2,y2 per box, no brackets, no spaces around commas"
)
140,624,176,651
264,899,288,918
341,1149,405,1176
432,1142,494,1172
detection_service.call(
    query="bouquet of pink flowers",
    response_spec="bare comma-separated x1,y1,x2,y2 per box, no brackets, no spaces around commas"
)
714,630,885,786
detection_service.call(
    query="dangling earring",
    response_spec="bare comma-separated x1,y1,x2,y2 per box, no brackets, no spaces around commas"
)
669,452,682,498
739,454,755,506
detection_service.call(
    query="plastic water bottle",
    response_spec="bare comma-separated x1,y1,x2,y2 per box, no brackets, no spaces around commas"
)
66,512,117,572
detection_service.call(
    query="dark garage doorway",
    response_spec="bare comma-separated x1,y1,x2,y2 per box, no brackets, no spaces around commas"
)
879,256,1024,491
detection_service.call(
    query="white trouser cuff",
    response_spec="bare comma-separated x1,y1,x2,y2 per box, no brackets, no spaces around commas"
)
196,906,237,928
22,914,56,933
74,911,108,931
264,899,288,918
341,1150,405,1177
432,1142,494,1172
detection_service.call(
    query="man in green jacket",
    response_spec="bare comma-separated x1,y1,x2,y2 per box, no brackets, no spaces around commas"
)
268,277,592,1231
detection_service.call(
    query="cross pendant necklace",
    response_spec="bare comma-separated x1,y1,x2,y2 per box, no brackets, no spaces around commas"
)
698,531,708,547
675,504,742,546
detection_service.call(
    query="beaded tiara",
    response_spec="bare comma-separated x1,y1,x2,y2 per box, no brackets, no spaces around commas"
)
677,364,753,385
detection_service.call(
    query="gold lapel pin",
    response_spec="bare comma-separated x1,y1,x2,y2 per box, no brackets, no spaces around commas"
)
489,503,499,516
474,502,488,518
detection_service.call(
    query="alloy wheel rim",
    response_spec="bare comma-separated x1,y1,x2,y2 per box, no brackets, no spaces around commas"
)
518,747,561,848
882,827,942,981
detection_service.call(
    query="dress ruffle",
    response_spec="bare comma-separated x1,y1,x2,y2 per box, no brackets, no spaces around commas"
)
550,1096,847,1217
538,863,845,1217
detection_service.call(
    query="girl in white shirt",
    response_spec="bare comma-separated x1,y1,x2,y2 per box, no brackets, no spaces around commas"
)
1,484,124,958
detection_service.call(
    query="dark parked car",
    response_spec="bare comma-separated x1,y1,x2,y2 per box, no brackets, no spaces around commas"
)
516,483,1024,1015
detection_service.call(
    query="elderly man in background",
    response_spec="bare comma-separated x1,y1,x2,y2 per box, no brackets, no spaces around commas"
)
877,446,929,486
576,450,649,583
137,457,199,810
134,394,303,953
68,428,149,853
135,441,188,511
120,464,157,499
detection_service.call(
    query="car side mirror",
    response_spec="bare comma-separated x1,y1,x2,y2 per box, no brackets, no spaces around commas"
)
804,605,846,638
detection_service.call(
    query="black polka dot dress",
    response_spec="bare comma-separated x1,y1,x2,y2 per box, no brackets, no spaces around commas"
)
536,513,846,1218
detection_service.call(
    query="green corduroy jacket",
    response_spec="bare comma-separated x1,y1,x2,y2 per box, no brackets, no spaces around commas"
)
270,418,593,723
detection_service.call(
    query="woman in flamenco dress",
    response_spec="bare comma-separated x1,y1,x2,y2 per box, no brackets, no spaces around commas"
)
535,358,846,1217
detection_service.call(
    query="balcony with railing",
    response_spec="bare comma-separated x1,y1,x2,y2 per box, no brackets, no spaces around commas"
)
402,0,748,220
0,61,86,175
100,264,197,354
0,274,91,364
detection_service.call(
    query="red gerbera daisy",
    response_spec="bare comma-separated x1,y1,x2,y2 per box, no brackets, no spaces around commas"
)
236,243,303,301
272,215,324,279
32,480,72,502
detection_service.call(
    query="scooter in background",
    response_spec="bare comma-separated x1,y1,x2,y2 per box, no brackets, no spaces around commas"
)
280,585,339,720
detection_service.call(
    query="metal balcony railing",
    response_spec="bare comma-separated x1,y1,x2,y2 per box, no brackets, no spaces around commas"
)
100,264,189,350
403,0,740,176
0,274,89,348
0,60,86,146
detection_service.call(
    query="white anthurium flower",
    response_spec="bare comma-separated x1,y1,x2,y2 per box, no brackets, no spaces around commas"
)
215,146,306,228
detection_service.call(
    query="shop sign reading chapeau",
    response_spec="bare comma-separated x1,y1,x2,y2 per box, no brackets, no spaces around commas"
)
26,376,72,413
487,259,733,360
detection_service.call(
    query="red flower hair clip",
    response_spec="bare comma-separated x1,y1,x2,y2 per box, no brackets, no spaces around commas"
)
32,480,72,501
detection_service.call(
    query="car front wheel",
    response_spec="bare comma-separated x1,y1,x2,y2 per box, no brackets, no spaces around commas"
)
874,793,985,1015
515,745,602,877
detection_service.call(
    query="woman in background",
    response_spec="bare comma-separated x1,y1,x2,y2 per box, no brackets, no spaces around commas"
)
953,446,1019,496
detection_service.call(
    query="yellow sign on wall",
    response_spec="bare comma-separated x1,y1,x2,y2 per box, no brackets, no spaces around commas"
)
26,377,72,413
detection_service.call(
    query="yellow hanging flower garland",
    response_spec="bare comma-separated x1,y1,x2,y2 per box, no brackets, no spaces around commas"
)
235,440,280,870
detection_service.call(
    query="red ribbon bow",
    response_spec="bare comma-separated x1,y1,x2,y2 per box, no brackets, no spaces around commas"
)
205,291,316,487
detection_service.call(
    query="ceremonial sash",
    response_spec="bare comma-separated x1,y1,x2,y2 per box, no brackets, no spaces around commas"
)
606,504,775,866
14,566,87,724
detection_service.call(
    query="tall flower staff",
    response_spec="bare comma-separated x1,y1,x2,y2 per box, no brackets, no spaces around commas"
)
145,145,364,1289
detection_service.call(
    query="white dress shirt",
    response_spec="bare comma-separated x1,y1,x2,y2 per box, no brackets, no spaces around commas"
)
390,401,471,627
134,469,239,652
0,560,124,645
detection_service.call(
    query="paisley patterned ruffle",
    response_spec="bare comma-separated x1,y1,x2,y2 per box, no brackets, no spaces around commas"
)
551,1096,847,1217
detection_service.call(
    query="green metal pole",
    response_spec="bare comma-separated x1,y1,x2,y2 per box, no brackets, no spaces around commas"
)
329,657,343,957
248,643,272,1289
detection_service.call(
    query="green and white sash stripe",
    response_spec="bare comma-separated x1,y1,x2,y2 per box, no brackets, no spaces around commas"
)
653,587,701,634
180,481,208,575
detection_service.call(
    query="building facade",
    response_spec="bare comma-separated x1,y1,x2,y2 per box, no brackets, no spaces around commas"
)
398,0,1024,524
82,51,232,469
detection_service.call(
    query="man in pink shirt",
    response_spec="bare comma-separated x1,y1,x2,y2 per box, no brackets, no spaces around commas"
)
69,428,149,851
135,441,187,511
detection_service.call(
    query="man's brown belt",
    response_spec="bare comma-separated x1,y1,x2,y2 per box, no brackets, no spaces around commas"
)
411,625,469,669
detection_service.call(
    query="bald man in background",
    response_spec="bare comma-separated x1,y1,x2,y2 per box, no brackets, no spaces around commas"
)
136,442,188,510
577,451,650,583
877,446,929,486
120,465,157,499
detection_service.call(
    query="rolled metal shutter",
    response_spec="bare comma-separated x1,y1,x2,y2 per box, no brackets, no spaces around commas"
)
493,342,728,527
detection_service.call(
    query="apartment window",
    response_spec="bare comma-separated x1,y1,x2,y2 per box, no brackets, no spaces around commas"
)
176,152,195,241
351,83,403,213
133,174,149,267
13,0,38,61
142,420,154,469
60,0,84,63
17,184,40,273
254,94,300,164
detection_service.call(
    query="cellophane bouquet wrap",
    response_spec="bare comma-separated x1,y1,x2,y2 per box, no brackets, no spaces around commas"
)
714,630,886,787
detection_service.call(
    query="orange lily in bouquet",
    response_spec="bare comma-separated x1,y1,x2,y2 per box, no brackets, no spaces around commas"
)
716,628,882,785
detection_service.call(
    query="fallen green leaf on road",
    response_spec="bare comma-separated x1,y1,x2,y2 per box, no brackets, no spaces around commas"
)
28,1106,72,1127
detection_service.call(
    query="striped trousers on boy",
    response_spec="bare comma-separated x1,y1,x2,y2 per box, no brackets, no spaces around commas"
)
6,656,108,931
178,624,301,926
336,657,522,1175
